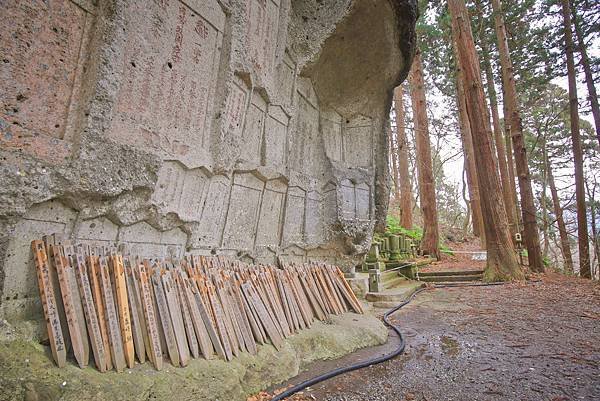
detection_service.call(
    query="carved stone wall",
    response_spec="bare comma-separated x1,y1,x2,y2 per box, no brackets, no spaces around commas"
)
0,0,416,324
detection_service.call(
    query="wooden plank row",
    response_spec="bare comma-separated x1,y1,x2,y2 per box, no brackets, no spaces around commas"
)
32,241,364,372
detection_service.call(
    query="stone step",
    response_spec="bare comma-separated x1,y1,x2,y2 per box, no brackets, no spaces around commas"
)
383,275,407,290
418,274,482,282
365,282,425,305
418,269,484,277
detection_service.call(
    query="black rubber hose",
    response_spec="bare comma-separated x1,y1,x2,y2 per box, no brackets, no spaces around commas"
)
270,281,516,400
270,287,427,401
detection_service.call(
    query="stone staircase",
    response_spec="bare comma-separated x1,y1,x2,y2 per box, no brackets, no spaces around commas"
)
417,269,484,284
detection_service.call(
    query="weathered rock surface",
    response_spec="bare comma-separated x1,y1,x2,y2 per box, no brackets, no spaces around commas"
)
0,0,416,328
0,312,387,401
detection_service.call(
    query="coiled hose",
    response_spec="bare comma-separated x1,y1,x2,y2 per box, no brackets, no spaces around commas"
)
271,281,511,401
270,287,427,401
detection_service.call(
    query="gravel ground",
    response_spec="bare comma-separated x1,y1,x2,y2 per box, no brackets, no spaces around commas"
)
262,274,600,401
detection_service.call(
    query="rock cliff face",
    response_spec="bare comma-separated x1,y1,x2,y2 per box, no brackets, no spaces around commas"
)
0,0,416,325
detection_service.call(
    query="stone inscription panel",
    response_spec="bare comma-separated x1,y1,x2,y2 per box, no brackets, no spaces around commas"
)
110,0,225,167
344,116,373,167
240,92,267,163
282,186,306,246
340,179,356,219
151,161,208,222
276,52,296,106
305,191,323,246
1,200,77,321
321,109,343,162
255,179,287,247
118,222,186,259
322,182,338,232
290,92,319,173
222,173,264,250
223,78,249,144
1,0,91,140
196,175,231,247
246,0,280,83
356,183,370,220
264,105,288,167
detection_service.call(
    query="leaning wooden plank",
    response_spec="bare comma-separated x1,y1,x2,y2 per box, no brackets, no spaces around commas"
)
191,283,225,359
325,266,349,312
146,260,168,355
53,245,88,368
31,240,67,368
214,277,242,355
264,271,291,337
333,268,364,314
181,276,212,359
206,283,233,361
262,271,286,325
314,267,337,314
63,247,90,365
138,264,163,370
298,271,326,321
287,275,307,330
110,254,135,368
73,253,107,372
309,267,332,315
316,267,342,314
98,256,127,372
307,267,331,316
325,267,348,313
290,267,315,323
131,262,153,362
252,276,284,338
221,278,253,354
174,273,199,359
330,265,363,313
228,282,257,354
123,257,146,364
162,269,190,366
286,271,313,327
279,273,301,332
241,282,283,351
286,272,307,329
42,235,71,354
240,284,268,345
151,268,180,367
87,255,112,371
237,279,266,345
226,283,251,354
275,272,294,332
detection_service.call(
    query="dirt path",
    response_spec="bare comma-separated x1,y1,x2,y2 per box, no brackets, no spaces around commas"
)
261,274,600,401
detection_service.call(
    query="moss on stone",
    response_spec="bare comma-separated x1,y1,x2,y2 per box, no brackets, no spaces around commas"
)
0,313,386,401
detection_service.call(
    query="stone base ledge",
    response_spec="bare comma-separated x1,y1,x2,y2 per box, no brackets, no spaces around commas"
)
0,313,387,401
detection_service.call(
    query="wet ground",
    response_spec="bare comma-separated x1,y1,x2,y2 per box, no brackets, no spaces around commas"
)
263,274,600,401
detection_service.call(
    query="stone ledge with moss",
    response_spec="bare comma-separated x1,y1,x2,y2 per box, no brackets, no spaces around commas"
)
0,313,386,401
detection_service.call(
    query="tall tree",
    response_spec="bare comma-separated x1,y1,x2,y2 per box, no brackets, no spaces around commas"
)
474,1,519,237
547,160,574,273
462,164,472,236
449,0,523,280
504,99,521,231
393,85,414,229
561,0,591,278
454,54,485,242
388,121,400,201
571,1,600,147
491,0,544,273
408,49,440,259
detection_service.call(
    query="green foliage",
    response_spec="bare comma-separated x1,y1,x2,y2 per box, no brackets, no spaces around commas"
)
385,215,454,256
385,215,423,240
